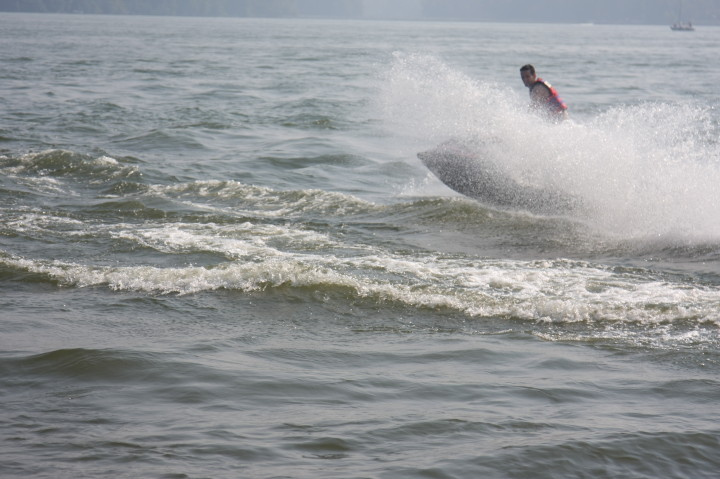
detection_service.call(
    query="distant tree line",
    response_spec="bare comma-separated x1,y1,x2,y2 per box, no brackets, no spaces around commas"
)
0,0,363,18
1,0,718,24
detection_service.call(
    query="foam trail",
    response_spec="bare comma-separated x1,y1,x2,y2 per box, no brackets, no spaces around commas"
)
380,53,720,241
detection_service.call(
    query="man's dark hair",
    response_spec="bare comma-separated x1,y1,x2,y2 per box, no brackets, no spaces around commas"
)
520,64,535,75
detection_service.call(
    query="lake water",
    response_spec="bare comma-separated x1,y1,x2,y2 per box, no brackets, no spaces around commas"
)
1,13,719,478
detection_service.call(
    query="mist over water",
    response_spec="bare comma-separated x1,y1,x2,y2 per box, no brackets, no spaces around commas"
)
379,52,720,243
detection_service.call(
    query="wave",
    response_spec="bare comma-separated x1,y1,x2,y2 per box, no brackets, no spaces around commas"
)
3,248,719,332
3,164,720,268
2,348,167,382
151,180,384,218
0,149,141,183
2,145,719,350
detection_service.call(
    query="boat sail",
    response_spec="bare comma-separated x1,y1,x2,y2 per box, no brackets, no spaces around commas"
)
671,0,694,31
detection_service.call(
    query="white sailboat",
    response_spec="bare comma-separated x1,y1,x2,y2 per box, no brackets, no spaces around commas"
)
671,0,694,31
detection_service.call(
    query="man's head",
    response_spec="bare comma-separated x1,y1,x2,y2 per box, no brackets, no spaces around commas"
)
520,64,536,88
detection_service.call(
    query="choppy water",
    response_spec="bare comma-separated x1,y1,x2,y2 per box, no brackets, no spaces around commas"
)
2,13,720,478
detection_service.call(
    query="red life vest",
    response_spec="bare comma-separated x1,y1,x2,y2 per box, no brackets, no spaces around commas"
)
531,78,568,115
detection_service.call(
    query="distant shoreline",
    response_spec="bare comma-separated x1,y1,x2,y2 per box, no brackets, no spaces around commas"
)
1,10,717,27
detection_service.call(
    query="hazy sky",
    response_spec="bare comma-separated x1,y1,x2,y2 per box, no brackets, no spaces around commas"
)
362,0,716,25
363,0,423,19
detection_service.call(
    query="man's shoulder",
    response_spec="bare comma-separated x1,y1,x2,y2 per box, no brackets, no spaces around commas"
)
530,81,551,98
531,79,552,91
